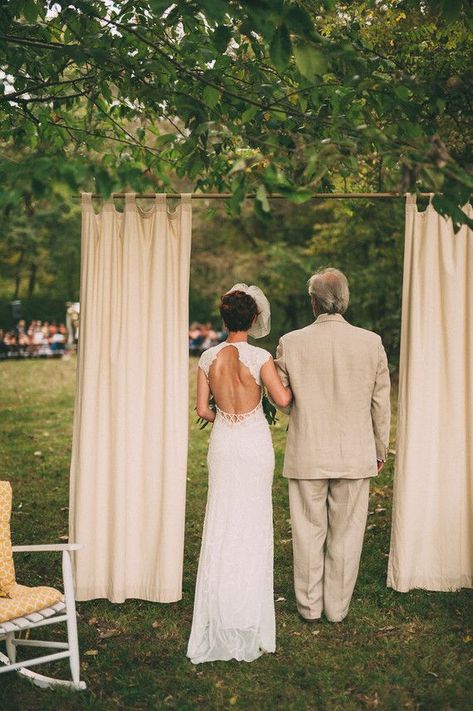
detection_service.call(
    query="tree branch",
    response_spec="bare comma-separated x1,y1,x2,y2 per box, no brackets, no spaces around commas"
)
47,121,178,165
0,74,95,103
84,12,309,116
0,33,73,50
10,90,91,104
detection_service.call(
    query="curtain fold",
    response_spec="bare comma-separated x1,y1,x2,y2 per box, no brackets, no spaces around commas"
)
69,193,192,603
388,194,473,592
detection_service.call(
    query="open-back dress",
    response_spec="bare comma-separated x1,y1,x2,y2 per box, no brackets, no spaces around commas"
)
187,341,275,663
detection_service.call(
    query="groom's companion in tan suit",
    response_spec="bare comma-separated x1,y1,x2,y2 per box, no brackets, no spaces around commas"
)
276,268,391,622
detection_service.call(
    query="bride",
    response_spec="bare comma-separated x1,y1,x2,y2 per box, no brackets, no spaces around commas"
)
187,284,292,664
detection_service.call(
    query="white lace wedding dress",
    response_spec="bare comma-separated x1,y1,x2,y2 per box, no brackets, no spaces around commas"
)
187,341,276,663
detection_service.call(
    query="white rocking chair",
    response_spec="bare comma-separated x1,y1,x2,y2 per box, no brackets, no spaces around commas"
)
0,482,86,690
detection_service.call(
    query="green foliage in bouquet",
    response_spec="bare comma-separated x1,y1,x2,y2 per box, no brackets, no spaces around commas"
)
262,394,278,426
197,397,217,430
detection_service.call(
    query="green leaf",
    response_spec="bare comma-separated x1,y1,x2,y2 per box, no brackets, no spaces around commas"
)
89,48,110,63
284,6,315,37
394,86,410,100
262,395,278,425
241,105,259,123
398,121,422,140
245,2,282,40
197,0,228,21
421,166,444,191
263,164,292,190
432,195,473,231
269,25,292,72
227,175,247,215
443,163,473,189
23,0,39,22
187,155,205,180
94,167,113,198
431,0,462,22
202,85,221,109
154,133,176,146
213,25,232,52
278,186,314,204
150,0,176,13
293,42,327,80
256,184,270,212
298,93,308,112
270,108,287,122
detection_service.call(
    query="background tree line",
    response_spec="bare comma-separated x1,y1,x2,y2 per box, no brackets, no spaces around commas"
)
190,196,404,365
0,193,404,367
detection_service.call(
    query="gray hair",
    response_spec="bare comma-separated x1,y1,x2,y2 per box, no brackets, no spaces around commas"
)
307,268,350,314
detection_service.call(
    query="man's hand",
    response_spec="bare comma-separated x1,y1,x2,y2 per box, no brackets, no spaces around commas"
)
377,460,385,473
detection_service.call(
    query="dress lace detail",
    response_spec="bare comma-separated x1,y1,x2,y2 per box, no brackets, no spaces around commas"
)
216,402,263,425
188,342,275,664
198,341,271,385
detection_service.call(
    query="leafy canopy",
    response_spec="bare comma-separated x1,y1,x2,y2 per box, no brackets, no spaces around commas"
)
0,0,472,224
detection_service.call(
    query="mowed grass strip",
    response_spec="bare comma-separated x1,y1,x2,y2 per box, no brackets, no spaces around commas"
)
0,358,472,711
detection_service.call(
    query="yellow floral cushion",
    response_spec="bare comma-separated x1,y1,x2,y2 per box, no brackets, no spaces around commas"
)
0,481,15,597
0,481,63,623
0,583,63,624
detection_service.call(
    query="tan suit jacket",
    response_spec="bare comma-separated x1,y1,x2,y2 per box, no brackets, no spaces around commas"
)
275,314,390,479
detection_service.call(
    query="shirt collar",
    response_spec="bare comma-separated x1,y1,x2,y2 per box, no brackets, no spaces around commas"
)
314,313,346,325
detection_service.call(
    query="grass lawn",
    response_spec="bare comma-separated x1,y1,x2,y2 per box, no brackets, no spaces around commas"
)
0,357,472,711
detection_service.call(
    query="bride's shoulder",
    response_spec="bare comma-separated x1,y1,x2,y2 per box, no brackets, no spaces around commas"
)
202,343,224,356
198,344,224,374
248,343,272,364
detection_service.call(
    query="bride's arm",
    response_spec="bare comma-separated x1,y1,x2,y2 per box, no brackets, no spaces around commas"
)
261,358,292,409
196,367,216,422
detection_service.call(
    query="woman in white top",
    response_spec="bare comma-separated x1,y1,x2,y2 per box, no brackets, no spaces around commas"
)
187,284,292,664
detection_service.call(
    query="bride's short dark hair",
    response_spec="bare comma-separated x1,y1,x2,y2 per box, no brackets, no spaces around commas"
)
220,290,258,332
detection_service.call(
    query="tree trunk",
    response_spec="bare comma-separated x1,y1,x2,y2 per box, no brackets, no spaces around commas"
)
14,249,25,299
27,261,37,298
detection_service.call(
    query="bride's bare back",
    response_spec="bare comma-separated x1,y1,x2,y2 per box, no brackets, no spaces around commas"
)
196,340,292,422
208,344,261,414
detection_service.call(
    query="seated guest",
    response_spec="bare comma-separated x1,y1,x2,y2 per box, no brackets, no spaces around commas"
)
50,330,66,355
3,331,19,357
189,323,204,353
32,321,44,355
0,330,9,358
200,323,212,350
37,336,52,358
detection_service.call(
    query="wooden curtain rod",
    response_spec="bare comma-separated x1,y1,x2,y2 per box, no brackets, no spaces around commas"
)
80,191,433,200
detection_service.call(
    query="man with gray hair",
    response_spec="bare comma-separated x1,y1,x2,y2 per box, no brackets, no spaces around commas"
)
275,267,391,622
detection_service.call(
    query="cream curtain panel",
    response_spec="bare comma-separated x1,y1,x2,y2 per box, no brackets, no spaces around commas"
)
388,195,473,592
69,193,192,603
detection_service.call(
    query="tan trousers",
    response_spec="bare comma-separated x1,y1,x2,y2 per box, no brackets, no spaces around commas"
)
288,478,370,622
